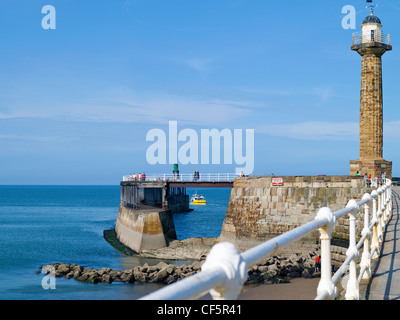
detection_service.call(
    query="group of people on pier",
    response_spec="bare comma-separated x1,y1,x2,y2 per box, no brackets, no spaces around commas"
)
127,173,146,181
355,171,386,187
193,170,200,181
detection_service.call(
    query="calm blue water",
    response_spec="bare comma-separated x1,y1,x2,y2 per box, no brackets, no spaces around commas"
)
0,185,230,300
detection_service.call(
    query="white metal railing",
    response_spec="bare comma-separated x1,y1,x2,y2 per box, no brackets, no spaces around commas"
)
140,180,393,300
122,173,241,183
352,31,391,46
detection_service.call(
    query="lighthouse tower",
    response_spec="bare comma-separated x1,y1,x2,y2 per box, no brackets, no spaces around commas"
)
349,5,392,180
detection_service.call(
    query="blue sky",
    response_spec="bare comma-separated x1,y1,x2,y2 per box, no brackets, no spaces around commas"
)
1,0,399,185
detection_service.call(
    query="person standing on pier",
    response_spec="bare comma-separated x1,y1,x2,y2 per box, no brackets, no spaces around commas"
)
315,255,321,273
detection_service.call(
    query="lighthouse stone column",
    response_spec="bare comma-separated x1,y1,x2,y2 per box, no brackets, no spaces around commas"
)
349,9,392,180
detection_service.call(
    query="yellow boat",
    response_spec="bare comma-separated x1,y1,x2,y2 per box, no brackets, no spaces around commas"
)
190,194,206,205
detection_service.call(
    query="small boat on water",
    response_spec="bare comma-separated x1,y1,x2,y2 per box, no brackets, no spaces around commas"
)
190,194,206,205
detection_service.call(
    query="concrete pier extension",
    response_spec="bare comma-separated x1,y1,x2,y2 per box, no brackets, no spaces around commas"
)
115,205,177,252
114,181,190,253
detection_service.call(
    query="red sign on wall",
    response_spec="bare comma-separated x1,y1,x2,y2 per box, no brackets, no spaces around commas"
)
272,178,283,186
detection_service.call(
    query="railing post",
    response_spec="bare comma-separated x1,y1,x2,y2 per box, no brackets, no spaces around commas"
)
377,188,383,244
315,207,337,300
371,190,380,259
345,200,360,300
387,180,392,218
382,186,387,225
384,183,390,222
201,242,247,300
360,194,372,280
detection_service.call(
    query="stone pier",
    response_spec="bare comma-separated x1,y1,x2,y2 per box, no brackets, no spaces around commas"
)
113,181,190,253
219,175,371,265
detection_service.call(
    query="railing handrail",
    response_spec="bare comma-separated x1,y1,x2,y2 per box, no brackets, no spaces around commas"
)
352,31,391,45
140,179,393,300
122,173,241,182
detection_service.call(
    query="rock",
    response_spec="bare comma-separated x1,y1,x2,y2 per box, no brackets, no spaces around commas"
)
152,269,169,283
288,271,301,278
109,270,122,279
73,265,84,272
257,266,269,273
180,265,188,273
140,263,149,273
102,274,112,283
191,261,202,271
58,263,70,274
288,254,299,264
247,272,265,283
156,262,169,270
76,274,89,282
148,265,159,273
165,265,175,275
121,272,135,283
55,271,65,278
165,275,178,284
181,271,195,278
134,271,147,283
88,273,100,284
98,268,111,276
267,264,279,276
301,268,313,279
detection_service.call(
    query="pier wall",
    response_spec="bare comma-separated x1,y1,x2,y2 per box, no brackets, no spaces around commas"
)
219,176,371,264
115,182,190,253
167,187,190,213
115,204,177,253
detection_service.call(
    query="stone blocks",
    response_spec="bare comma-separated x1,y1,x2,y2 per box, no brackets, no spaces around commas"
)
219,176,371,261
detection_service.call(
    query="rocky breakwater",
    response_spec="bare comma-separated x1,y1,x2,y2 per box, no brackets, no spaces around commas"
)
37,261,203,285
37,251,321,286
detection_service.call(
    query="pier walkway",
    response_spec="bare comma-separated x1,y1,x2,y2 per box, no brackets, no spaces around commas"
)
123,173,239,183
364,186,400,300
123,173,238,188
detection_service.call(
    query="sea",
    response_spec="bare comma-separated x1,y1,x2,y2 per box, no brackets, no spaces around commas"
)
0,185,231,300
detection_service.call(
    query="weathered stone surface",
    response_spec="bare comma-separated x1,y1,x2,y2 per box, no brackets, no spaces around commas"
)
139,237,217,260
115,204,177,253
219,176,370,264
350,40,392,179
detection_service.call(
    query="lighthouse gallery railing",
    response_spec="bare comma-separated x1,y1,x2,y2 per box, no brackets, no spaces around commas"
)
140,180,392,300
352,31,391,46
